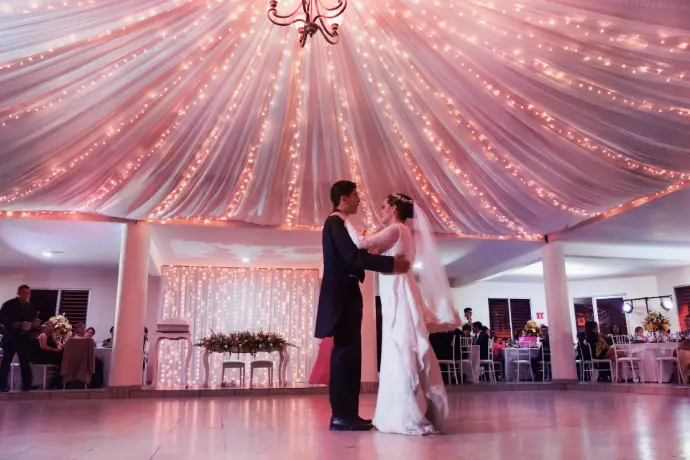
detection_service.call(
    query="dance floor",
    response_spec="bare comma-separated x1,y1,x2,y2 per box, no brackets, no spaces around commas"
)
1,391,688,460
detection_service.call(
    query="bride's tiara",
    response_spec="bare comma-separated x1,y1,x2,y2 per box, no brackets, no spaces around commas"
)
392,193,416,204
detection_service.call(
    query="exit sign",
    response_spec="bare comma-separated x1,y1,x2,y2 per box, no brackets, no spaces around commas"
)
536,312,544,320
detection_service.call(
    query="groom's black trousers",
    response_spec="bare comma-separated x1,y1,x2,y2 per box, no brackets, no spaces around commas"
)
329,279,363,420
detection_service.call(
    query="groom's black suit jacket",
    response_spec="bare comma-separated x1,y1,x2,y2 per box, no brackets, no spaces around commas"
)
314,214,395,339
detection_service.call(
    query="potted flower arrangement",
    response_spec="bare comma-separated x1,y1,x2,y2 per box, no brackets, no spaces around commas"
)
520,320,541,346
196,330,290,356
642,312,670,340
48,315,72,343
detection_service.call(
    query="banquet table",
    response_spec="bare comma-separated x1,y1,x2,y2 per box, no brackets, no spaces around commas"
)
202,346,290,387
503,347,540,382
616,343,678,383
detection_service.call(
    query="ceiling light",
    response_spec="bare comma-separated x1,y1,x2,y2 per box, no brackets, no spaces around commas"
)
660,298,674,311
413,262,422,270
41,251,53,258
241,257,250,263
268,0,346,47
622,301,634,314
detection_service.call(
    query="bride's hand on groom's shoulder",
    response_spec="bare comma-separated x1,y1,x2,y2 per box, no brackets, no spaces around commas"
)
392,255,410,273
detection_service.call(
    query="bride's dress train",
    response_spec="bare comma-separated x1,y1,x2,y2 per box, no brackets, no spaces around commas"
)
352,222,448,435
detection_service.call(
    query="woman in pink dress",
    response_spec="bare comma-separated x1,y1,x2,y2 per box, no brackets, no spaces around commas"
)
308,336,334,385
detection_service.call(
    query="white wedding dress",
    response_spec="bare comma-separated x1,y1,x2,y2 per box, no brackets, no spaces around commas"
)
350,221,449,435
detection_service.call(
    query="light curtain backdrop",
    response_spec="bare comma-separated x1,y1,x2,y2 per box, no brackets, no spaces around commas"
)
156,265,320,387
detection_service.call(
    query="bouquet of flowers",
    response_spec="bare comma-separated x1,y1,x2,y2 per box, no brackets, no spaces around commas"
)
522,320,541,337
48,315,72,342
642,312,670,333
196,330,290,355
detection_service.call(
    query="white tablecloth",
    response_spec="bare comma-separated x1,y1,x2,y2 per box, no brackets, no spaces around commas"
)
503,348,540,382
616,343,676,383
96,348,112,387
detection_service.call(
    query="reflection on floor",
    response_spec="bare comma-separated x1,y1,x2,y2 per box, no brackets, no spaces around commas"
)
1,391,689,460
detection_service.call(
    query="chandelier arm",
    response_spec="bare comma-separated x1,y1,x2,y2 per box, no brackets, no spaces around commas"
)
316,23,340,43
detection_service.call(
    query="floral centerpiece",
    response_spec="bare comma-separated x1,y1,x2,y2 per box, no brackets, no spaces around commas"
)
522,320,541,337
48,315,72,343
642,312,670,334
196,330,291,355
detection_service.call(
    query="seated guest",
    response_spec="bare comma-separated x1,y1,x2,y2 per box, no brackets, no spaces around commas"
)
633,326,648,342
584,321,611,381
102,326,114,348
679,315,690,382
71,323,85,339
531,325,550,381
461,323,471,337
32,322,63,388
472,322,490,360
85,327,96,338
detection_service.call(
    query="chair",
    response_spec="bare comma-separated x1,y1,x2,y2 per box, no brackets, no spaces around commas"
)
438,336,459,385
479,338,497,383
585,342,617,383
540,347,552,381
611,335,641,383
249,360,273,387
142,351,149,386
457,337,476,384
221,359,246,387
513,343,534,382
656,334,686,384
34,364,59,390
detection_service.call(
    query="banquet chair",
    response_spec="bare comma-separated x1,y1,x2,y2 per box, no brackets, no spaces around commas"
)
586,342,616,383
513,343,534,382
656,334,686,384
221,358,246,387
479,338,497,383
458,337,476,384
438,336,459,385
611,335,641,383
249,359,273,388
540,348,552,381
34,364,59,390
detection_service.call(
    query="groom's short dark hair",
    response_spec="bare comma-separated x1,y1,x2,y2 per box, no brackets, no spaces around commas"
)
330,181,357,208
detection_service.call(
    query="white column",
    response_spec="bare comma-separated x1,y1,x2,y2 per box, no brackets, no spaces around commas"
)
110,222,150,387
542,242,577,381
361,271,378,383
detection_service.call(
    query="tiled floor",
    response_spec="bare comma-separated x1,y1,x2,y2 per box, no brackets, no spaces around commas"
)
1,391,689,460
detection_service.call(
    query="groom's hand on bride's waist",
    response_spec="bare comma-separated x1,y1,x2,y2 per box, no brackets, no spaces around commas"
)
392,255,411,273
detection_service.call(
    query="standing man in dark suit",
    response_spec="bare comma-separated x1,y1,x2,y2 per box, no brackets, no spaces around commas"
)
0,285,37,392
315,181,410,431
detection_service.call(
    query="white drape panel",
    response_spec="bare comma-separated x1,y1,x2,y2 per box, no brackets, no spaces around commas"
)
0,0,690,236
157,265,320,387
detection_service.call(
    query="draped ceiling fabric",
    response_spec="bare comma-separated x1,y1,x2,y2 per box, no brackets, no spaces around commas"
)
1,0,690,238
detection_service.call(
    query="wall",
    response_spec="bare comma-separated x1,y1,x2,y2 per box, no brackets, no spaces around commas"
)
0,268,161,347
453,275,662,338
655,267,690,331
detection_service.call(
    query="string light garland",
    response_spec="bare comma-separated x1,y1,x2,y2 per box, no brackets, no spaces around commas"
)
156,265,319,388
0,0,688,238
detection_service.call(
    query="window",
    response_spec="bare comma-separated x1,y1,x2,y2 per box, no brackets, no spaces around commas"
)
30,289,90,325
573,296,627,336
674,286,690,329
488,298,532,341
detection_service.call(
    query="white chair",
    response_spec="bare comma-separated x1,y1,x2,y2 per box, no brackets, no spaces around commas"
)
611,335,642,383
540,347,552,381
438,335,459,385
586,342,616,383
656,334,686,384
34,364,59,390
457,337,477,384
221,359,246,387
249,360,273,387
479,338,497,383
142,351,149,386
513,343,534,382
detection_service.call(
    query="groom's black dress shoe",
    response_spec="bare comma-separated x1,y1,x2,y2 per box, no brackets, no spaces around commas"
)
358,416,372,425
330,416,373,431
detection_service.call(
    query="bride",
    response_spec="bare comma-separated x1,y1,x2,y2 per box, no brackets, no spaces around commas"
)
347,193,461,436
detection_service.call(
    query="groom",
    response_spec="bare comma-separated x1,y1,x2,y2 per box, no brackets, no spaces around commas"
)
315,180,410,431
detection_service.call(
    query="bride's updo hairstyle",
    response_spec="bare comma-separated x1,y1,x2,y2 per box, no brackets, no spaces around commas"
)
387,193,415,222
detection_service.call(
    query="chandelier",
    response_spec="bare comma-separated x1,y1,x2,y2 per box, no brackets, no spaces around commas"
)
267,0,347,48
